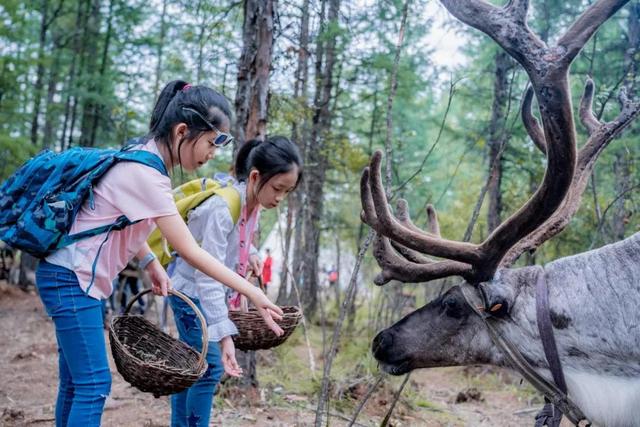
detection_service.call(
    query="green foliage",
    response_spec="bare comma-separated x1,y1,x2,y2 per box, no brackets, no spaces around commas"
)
1,0,637,280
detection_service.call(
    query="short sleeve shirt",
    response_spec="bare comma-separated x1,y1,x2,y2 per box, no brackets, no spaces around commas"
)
46,140,177,299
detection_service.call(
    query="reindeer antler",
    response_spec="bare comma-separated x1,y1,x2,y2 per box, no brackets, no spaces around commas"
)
502,81,640,266
361,0,636,285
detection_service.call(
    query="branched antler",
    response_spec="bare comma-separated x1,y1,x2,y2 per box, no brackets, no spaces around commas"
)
361,0,636,285
521,87,546,154
501,81,639,266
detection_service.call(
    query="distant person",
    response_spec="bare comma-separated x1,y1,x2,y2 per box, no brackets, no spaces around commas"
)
168,136,303,426
22,80,283,426
328,266,338,286
262,248,273,287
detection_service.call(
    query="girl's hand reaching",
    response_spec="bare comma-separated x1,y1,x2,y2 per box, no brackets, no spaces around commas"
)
144,259,171,296
220,336,242,377
249,289,284,336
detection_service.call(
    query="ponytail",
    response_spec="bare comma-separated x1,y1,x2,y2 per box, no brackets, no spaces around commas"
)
146,79,233,169
149,80,190,132
234,139,262,181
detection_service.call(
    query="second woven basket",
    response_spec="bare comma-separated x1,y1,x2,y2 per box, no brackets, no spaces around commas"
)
229,305,302,351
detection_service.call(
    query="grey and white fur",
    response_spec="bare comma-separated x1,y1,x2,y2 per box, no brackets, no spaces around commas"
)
372,232,640,427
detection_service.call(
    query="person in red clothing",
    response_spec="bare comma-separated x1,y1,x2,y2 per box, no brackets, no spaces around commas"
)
262,248,273,286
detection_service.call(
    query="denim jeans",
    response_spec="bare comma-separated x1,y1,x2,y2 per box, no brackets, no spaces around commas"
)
169,295,223,427
36,261,111,427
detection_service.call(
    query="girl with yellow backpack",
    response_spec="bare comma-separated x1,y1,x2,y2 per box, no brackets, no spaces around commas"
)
161,135,302,427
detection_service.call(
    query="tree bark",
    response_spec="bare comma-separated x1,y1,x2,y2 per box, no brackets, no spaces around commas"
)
233,0,275,148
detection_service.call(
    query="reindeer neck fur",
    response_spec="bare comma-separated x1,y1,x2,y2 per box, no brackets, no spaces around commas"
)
488,232,640,426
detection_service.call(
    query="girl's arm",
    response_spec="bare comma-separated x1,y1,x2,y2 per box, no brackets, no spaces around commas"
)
136,243,171,297
154,213,284,335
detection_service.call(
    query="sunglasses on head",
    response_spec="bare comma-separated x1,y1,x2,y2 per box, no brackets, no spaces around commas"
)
182,107,234,147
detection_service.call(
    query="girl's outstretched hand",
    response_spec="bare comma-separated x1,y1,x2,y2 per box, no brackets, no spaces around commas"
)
220,336,242,377
145,259,171,296
250,290,284,336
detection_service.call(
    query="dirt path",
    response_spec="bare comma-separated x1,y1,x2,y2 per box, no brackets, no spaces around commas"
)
0,282,570,426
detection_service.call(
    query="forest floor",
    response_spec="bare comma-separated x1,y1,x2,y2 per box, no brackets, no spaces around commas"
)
0,281,574,426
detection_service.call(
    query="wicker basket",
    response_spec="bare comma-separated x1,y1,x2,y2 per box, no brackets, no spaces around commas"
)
229,305,302,351
109,289,208,398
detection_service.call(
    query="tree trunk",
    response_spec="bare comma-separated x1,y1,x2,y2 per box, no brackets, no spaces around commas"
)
233,0,275,148
299,0,340,318
153,0,169,98
232,0,277,389
486,51,512,233
30,0,51,147
610,3,640,241
66,0,92,149
88,0,114,148
59,0,84,150
281,0,311,306
276,197,295,305
610,150,632,240
79,0,103,147
42,42,61,149
195,0,206,83
333,237,341,312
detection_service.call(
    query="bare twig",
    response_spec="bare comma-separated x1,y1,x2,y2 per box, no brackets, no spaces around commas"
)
393,77,459,196
384,0,411,196
380,373,411,427
314,230,375,426
348,374,385,427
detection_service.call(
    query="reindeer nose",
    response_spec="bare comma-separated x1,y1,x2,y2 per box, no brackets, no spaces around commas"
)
372,330,394,359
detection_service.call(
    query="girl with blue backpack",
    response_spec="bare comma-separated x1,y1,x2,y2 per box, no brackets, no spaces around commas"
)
167,135,302,427
31,80,284,426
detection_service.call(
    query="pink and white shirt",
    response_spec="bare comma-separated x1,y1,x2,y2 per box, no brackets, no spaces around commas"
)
46,140,177,299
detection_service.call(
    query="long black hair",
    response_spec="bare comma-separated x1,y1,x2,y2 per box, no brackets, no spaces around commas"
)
234,136,303,191
147,80,233,167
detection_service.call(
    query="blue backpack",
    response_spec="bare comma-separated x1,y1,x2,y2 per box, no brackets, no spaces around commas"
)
0,144,168,259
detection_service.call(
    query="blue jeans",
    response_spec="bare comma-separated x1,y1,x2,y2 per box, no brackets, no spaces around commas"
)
36,261,111,427
169,295,223,427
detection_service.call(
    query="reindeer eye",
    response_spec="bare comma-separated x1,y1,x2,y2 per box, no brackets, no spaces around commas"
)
488,300,509,318
443,297,464,318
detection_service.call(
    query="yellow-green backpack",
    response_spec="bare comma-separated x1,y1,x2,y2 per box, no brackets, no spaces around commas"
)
147,177,241,267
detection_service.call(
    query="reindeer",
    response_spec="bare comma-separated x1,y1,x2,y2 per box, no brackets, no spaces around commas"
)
361,1,640,426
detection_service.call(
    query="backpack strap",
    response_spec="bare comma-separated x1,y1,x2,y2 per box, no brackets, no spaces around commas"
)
148,180,241,267
173,178,241,225
115,147,169,177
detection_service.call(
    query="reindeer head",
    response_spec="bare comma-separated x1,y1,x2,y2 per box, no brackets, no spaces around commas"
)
362,0,638,375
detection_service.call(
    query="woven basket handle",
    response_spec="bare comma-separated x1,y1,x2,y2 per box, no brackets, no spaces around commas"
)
124,289,209,370
239,271,267,313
